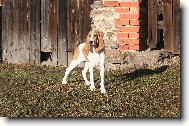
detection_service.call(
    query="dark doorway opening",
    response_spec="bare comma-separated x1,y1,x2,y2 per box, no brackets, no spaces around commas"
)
157,12,164,50
40,51,52,63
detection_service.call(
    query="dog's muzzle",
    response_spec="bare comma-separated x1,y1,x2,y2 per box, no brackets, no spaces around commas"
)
89,40,97,53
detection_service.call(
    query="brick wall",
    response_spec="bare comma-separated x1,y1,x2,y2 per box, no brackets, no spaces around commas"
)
90,0,148,69
103,0,148,51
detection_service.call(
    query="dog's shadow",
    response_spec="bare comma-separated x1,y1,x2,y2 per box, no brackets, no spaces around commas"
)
66,65,169,85
122,65,169,81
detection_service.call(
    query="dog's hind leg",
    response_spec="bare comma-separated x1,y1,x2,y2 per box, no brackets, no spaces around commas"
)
99,66,106,93
99,54,106,93
89,66,95,91
82,62,90,85
62,60,81,84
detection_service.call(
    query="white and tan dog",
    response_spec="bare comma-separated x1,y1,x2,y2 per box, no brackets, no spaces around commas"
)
62,30,106,93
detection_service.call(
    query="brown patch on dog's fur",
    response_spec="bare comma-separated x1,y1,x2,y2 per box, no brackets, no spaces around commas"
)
95,31,104,53
72,32,91,61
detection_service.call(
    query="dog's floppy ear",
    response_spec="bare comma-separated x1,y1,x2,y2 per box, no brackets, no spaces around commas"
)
95,31,105,53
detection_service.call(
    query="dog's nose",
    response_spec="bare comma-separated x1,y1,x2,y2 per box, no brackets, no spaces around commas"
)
89,40,93,45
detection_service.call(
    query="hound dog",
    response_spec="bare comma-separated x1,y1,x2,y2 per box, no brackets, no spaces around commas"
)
62,30,106,93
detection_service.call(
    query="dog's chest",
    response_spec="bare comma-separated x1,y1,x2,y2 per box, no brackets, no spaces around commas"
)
88,52,101,66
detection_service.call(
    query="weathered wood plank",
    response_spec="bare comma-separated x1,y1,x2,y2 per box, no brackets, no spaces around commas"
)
7,0,15,63
50,0,58,65
148,0,158,48
164,0,173,52
41,0,51,52
67,0,77,65
173,0,180,54
41,0,58,65
57,0,67,66
30,0,40,64
17,0,30,63
84,0,93,41
2,0,9,62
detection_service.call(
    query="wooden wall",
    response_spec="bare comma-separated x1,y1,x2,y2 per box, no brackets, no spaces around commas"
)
2,0,94,66
148,0,180,54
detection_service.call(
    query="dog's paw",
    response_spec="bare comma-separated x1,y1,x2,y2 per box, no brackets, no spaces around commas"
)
85,81,90,86
90,85,95,91
100,88,106,94
62,80,67,85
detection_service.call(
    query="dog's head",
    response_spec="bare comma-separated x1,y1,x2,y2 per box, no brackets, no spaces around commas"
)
87,30,104,53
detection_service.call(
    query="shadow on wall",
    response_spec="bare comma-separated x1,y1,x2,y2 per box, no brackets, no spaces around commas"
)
139,1,148,50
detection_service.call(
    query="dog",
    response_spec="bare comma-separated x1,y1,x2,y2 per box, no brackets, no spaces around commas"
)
62,30,106,93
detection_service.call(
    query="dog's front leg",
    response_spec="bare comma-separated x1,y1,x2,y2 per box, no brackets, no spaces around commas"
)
82,62,90,85
99,55,106,93
62,60,80,84
89,67,95,91
100,67,106,93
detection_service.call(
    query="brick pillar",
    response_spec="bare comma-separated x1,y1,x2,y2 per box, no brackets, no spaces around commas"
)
104,0,148,51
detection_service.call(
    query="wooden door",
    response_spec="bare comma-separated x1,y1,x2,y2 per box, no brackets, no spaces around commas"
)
2,0,95,65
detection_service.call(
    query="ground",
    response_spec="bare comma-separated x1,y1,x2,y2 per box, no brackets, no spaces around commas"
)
0,50,180,117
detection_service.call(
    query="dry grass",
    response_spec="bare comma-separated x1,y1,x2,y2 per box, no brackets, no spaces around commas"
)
0,63,180,117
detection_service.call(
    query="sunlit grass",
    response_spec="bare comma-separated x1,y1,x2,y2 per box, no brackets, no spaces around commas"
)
0,63,180,117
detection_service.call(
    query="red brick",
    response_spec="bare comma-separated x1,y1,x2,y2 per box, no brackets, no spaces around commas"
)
119,44,129,50
119,26,140,32
118,38,142,45
115,7,129,13
129,33,147,39
119,14,140,19
114,19,129,26
129,33,139,38
130,7,140,14
117,32,129,39
120,2,140,7
128,39,140,45
118,39,140,45
130,20,147,26
129,44,140,50
118,39,126,45
104,1,120,7
118,39,125,45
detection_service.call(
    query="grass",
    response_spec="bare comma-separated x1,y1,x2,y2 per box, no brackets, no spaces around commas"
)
0,63,180,117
